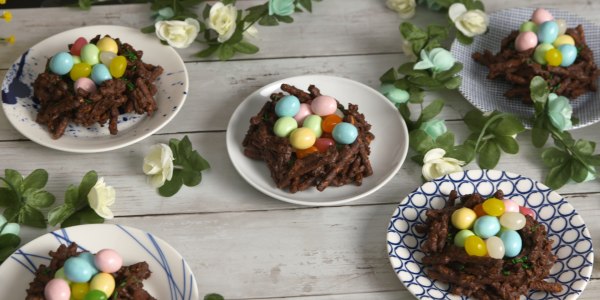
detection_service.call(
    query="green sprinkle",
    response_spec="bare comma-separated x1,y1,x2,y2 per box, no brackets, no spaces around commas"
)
502,270,511,276
84,99,92,104
127,82,135,91
125,50,138,61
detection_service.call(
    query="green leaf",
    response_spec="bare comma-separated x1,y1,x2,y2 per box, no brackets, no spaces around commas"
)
409,130,435,154
456,30,473,45
23,169,48,190
202,3,211,19
400,22,427,41
443,76,461,89
2,207,19,223
574,140,595,156
427,24,448,40
532,118,549,148
195,45,220,58
463,110,486,131
217,44,235,61
379,68,398,84
159,171,184,197
23,190,55,209
447,143,476,163
435,63,463,81
545,161,572,190
233,41,259,54
141,24,156,34
0,234,20,248
585,154,600,166
408,76,443,89
20,205,46,228
4,169,23,191
182,169,202,187
78,0,92,10
541,148,569,167
478,140,501,169
48,204,76,227
178,136,194,161
275,15,294,23
411,154,425,165
64,185,81,207
222,0,235,5
78,171,98,203
494,136,519,154
407,88,424,104
0,187,16,207
435,131,455,150
258,15,279,26
420,99,444,122
491,115,525,136
530,76,549,106
61,207,104,228
571,160,590,183
298,0,312,12
189,152,211,171
398,103,412,125
204,293,225,300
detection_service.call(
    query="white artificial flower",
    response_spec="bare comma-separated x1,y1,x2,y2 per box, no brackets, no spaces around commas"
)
422,148,465,180
244,23,259,40
386,0,417,19
155,18,200,48
448,3,489,37
88,177,116,219
143,143,175,188
208,2,238,43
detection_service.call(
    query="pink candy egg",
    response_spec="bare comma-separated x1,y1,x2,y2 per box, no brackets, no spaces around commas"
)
503,199,520,213
519,206,536,219
531,8,554,25
294,103,312,124
515,31,538,52
311,95,337,116
44,278,70,300
94,249,123,273
74,77,97,94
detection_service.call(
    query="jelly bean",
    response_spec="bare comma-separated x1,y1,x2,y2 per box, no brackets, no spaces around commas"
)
464,235,487,257
302,115,323,138
553,34,575,47
89,273,116,297
44,278,70,300
500,212,526,230
99,51,117,67
453,229,475,248
294,103,312,124
482,198,505,216
289,128,316,150
314,137,335,153
473,203,486,217
64,257,96,283
321,114,342,133
311,95,337,116
75,77,97,94
69,63,92,81
558,44,577,67
70,37,88,56
94,249,123,273
273,117,298,138
72,55,82,64
91,64,112,85
49,52,74,75
486,236,505,259
556,19,568,35
81,44,100,65
502,199,520,213
109,56,127,78
473,215,500,239
96,37,118,54
83,290,108,300
531,8,554,25
296,146,319,159
275,95,301,117
519,206,535,219
332,122,358,145
519,21,537,33
53,267,71,284
70,282,90,300
500,230,522,258
450,207,477,230
538,21,559,44
515,31,538,52
533,43,554,65
545,48,562,67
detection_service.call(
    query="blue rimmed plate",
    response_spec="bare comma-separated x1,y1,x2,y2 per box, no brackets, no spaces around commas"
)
0,224,199,300
387,169,593,299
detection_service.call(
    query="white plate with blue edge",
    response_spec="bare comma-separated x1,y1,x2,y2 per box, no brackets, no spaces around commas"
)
387,169,593,300
451,8,600,129
226,75,409,206
1,25,188,153
0,224,199,300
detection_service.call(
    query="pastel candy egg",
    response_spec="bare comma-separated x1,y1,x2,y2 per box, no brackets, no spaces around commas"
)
273,116,297,138
70,37,88,56
75,77,97,94
453,229,475,248
83,290,108,300
109,55,127,78
293,103,312,124
314,137,335,153
289,128,316,150
482,198,505,216
311,95,337,116
72,55,82,64
515,31,538,52
450,207,477,230
49,52,74,75
502,199,520,213
556,19,568,35
44,278,70,300
332,122,358,144
94,249,123,273
89,273,116,297
99,51,117,67
81,44,100,65
533,43,554,65
321,114,342,133
500,230,522,258
275,95,301,117
519,21,538,33
69,63,92,81
545,48,563,67
302,115,323,138
553,34,575,47
70,282,89,300
296,146,319,159
78,252,98,273
499,212,526,231
473,215,500,239
537,21,559,44
486,236,505,259
53,267,71,284
531,8,554,25
64,257,96,283
91,64,112,85
519,206,535,218
558,44,578,67
0,222,19,235
464,235,487,257
96,37,118,54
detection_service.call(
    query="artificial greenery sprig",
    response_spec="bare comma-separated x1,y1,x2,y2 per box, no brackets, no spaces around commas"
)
0,230,19,263
0,169,55,228
158,136,210,197
48,171,105,228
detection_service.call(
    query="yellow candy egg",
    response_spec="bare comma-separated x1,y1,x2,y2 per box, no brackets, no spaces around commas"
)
109,56,127,78
482,198,505,216
451,207,477,230
545,48,563,67
70,282,90,300
464,235,487,257
289,128,316,150
553,34,575,48
69,63,92,81
96,37,118,54
89,272,115,297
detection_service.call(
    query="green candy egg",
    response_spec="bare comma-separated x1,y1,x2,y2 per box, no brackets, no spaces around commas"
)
533,43,554,65
54,267,72,284
519,21,538,33
453,229,475,248
273,117,297,138
84,289,108,300
81,44,100,65
72,55,82,64
302,115,323,138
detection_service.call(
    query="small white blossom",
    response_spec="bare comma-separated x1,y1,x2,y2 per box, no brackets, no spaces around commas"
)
386,0,417,19
208,2,238,43
448,3,489,37
155,18,200,48
422,148,465,180
143,144,175,188
88,177,116,219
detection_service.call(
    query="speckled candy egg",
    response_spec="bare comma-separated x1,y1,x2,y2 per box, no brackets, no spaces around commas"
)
289,128,317,150
515,31,538,52
293,103,312,124
81,44,100,66
500,229,523,258
275,95,301,117
91,64,112,85
332,122,358,145
537,21,560,44
558,44,578,67
96,37,118,54
94,249,123,273
473,215,500,239
75,77,97,94
64,257,96,283
531,8,554,25
44,278,70,300
273,116,298,137
311,95,337,116
49,52,74,75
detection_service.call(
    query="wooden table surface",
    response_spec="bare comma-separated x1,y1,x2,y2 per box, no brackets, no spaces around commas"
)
1,0,599,299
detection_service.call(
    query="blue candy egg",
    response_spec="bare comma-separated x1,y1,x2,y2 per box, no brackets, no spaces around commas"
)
473,216,500,239
64,257,96,283
558,44,578,67
91,64,112,85
537,21,559,44
275,95,301,117
500,229,523,258
49,52,74,76
332,122,358,144
78,252,99,274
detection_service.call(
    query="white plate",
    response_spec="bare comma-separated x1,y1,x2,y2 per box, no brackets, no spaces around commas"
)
1,25,188,153
226,75,409,206
451,8,600,129
0,224,198,300
387,169,593,299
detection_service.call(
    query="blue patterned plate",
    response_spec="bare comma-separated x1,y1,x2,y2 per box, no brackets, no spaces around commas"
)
387,169,593,299
0,224,199,299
